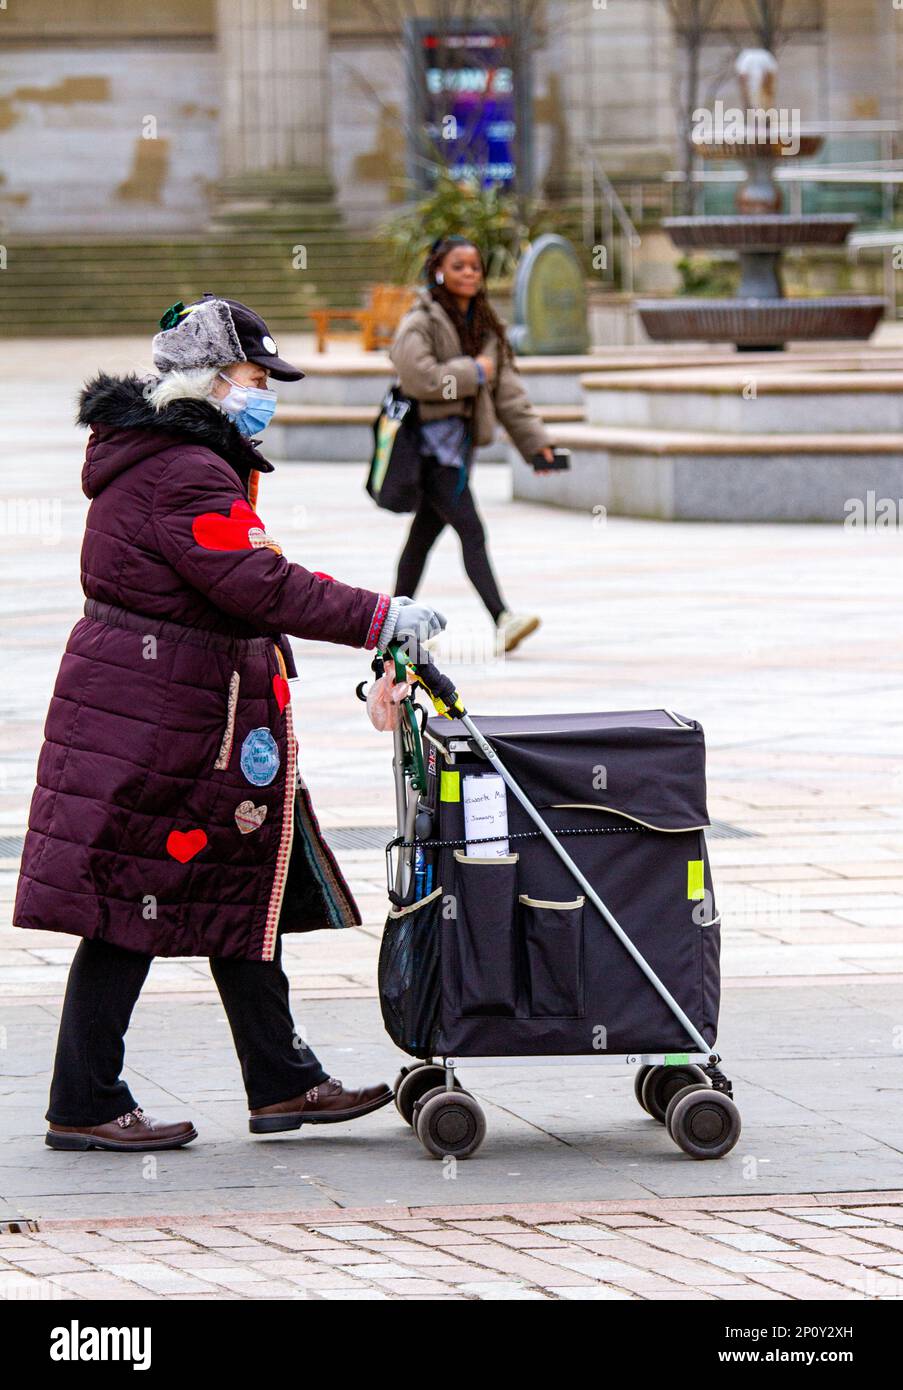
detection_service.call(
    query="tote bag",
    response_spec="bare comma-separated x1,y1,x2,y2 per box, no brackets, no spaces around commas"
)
367,386,422,513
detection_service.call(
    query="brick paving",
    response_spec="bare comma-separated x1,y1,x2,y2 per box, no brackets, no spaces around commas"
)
3,1193,903,1301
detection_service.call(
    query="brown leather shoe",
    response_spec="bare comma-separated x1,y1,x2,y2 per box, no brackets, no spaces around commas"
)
46,1107,197,1152
249,1077,393,1133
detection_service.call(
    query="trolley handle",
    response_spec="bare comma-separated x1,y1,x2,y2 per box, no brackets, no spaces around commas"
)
383,640,466,718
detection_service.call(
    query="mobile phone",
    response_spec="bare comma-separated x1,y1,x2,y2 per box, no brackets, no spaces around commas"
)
532,448,571,471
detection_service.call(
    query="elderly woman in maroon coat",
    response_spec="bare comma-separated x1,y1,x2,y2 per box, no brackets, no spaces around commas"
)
14,295,444,1151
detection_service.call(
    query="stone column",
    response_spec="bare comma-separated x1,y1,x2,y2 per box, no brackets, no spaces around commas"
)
543,0,675,200
214,0,338,227
823,0,888,123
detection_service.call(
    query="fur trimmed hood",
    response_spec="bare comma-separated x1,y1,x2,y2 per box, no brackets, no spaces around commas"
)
77,372,273,499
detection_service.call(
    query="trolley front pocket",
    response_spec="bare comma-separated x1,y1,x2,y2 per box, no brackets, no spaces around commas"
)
453,851,519,1016
519,894,585,1018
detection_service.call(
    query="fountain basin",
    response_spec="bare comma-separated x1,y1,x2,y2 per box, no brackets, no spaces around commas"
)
637,296,885,346
695,136,823,160
664,214,860,250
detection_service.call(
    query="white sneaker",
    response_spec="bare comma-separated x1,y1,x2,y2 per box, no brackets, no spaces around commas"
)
496,610,541,654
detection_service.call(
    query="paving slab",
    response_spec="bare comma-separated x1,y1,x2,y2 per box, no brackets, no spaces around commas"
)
4,1195,903,1302
2,984,902,1221
1,337,902,1297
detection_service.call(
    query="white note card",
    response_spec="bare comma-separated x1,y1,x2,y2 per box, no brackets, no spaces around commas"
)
463,774,509,857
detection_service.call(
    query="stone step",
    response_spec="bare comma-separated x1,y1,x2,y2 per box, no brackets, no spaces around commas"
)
277,354,609,408
0,266,377,287
510,423,903,523
584,346,903,373
0,286,367,308
0,235,389,335
0,295,375,334
0,284,367,305
583,368,903,434
2,246,381,263
2,234,381,255
267,404,583,464
0,266,378,286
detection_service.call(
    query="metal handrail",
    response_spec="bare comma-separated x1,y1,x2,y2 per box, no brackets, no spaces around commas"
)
578,143,642,295
610,119,902,221
664,168,903,183
663,163,902,221
848,230,903,320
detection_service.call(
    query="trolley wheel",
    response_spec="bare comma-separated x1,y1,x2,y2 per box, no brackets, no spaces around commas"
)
394,1065,460,1126
414,1088,486,1160
392,1063,418,1091
633,1066,654,1113
668,1088,741,1160
664,1083,711,1138
641,1064,709,1124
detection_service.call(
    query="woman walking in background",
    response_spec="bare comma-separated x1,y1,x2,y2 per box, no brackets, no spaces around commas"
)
390,236,555,654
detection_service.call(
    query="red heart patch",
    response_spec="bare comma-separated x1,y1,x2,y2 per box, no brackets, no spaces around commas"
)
272,674,291,713
192,499,264,552
166,828,208,863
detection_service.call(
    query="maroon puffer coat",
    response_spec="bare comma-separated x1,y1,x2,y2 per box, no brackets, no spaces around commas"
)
14,374,390,961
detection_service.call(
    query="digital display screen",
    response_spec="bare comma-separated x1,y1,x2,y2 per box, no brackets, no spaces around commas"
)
420,30,518,187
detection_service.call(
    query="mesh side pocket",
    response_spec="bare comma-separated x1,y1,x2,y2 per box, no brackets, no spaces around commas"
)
378,886,443,1059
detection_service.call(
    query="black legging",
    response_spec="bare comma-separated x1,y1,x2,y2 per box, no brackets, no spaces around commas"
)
394,458,507,622
46,937,328,1127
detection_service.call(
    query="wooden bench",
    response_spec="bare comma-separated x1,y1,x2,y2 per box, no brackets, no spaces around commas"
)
310,284,416,354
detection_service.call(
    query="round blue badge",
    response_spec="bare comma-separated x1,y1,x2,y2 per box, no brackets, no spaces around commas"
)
240,727,280,787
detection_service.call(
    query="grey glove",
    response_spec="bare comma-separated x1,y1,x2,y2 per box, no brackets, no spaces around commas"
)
378,595,446,653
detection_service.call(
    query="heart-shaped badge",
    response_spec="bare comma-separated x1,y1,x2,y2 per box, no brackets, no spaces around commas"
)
191,499,264,552
235,801,268,835
166,828,208,863
272,674,291,713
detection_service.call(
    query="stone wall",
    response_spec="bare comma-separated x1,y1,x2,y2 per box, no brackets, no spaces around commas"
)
0,0,898,238
545,0,676,185
823,0,895,121
0,44,219,234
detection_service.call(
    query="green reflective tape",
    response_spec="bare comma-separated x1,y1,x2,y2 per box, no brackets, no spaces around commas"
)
665,1053,690,1066
440,770,461,803
687,859,705,900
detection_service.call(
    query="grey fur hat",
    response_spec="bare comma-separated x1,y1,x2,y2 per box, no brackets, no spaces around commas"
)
151,295,303,380
151,298,245,376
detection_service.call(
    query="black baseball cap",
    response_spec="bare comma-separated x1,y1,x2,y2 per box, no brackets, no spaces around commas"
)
202,293,304,381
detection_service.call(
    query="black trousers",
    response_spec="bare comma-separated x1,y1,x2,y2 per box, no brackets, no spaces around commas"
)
46,937,329,1127
395,458,507,622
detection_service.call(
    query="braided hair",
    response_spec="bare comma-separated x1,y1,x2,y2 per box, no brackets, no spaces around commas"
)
424,236,515,368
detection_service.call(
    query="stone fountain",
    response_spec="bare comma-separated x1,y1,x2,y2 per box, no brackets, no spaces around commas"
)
638,50,884,349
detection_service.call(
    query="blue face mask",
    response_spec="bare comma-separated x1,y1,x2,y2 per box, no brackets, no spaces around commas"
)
215,372,278,437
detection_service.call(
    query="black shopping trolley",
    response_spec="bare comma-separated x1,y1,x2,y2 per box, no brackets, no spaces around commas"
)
363,644,740,1162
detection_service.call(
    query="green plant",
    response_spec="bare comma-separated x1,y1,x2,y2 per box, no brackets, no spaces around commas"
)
380,172,554,286
676,254,739,297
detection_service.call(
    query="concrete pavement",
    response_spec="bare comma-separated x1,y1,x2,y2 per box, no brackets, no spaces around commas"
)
1,336,902,1298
